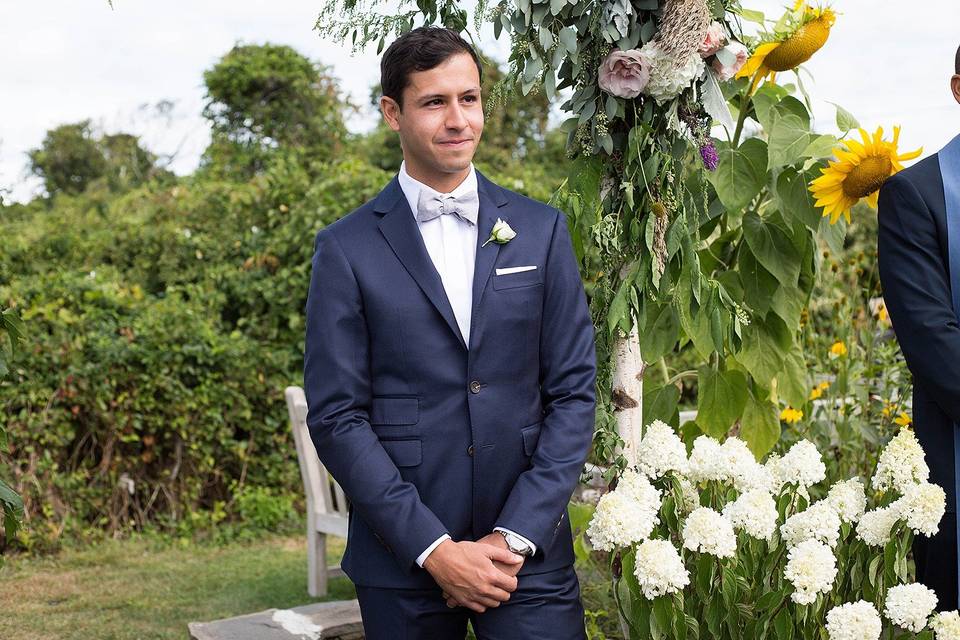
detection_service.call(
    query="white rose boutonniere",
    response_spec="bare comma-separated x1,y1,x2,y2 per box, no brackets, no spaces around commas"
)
482,218,516,247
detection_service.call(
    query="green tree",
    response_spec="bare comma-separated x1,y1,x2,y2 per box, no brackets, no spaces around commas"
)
199,43,350,179
0,306,25,558
27,120,107,197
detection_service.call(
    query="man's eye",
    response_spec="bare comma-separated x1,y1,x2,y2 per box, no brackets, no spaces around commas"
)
464,95,477,102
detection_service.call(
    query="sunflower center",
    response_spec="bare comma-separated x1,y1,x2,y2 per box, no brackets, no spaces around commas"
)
842,156,894,199
764,17,832,71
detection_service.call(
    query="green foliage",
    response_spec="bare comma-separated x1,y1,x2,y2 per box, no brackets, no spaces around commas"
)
26,121,170,199
199,43,350,180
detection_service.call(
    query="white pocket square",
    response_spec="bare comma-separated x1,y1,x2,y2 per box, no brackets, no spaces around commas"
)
496,265,537,275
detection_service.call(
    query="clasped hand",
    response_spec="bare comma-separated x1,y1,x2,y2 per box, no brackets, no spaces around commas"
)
422,532,525,613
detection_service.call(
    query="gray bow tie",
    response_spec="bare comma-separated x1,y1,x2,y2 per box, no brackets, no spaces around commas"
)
416,188,479,226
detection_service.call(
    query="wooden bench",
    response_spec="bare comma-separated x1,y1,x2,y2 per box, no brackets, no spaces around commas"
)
285,385,349,597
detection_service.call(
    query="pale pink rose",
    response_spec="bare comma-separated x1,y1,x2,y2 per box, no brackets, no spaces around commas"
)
711,41,748,81
598,49,650,99
699,21,728,57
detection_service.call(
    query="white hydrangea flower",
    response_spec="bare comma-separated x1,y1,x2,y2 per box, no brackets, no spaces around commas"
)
825,600,882,640
633,538,690,599
637,42,706,104
872,428,930,494
688,435,727,483
891,482,946,537
734,458,777,494
931,610,960,640
634,420,689,479
780,500,842,549
682,507,736,558
884,583,937,633
775,440,827,490
678,476,701,514
722,489,778,541
856,507,901,547
826,478,868,524
784,539,837,605
586,470,661,551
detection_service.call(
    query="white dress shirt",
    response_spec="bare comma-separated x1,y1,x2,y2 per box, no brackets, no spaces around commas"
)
396,160,537,567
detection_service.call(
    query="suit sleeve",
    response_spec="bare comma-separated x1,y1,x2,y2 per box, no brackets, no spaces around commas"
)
878,173,960,423
493,209,597,555
303,227,449,570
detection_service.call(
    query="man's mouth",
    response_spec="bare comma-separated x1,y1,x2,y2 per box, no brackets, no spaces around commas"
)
439,139,471,147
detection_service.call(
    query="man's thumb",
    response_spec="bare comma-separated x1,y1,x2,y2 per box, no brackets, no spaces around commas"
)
488,546,524,564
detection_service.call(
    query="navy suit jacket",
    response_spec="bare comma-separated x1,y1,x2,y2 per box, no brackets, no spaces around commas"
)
878,154,960,513
302,168,597,589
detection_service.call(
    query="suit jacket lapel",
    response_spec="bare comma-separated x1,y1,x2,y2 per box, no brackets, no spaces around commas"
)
376,175,468,350
470,170,509,350
374,169,510,353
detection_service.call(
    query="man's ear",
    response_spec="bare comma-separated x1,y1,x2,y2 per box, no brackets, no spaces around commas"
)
952,75,960,105
380,96,402,132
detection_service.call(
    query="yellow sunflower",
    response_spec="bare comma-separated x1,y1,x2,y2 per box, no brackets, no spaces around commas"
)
809,126,923,224
735,1,836,94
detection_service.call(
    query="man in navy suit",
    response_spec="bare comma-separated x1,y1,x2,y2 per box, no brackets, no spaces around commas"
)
877,46,960,610
302,26,597,638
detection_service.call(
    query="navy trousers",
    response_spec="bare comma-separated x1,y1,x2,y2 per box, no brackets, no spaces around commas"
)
913,511,958,611
355,564,587,640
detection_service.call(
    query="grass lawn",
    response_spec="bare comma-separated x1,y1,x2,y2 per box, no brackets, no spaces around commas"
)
0,533,354,640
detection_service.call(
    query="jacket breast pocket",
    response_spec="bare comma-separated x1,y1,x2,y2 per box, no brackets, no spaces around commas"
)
492,268,542,291
369,395,419,425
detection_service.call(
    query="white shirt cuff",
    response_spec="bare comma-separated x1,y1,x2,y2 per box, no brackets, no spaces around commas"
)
493,527,537,554
416,533,451,567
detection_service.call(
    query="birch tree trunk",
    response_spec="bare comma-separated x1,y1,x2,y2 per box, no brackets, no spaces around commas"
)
612,324,644,467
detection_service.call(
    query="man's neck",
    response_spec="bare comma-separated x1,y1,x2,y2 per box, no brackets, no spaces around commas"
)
402,161,472,194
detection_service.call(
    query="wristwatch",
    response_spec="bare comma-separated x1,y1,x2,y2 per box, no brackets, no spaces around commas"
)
498,530,534,557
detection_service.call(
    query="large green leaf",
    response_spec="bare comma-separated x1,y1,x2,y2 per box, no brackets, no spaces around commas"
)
776,165,823,231
778,341,808,409
643,383,681,429
707,138,768,210
741,391,782,459
739,246,778,316
742,211,801,286
737,315,791,385
696,367,748,438
770,281,805,332
766,112,810,170
641,304,679,363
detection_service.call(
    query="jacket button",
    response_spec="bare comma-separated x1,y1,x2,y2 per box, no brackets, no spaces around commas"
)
467,444,475,456
469,380,482,393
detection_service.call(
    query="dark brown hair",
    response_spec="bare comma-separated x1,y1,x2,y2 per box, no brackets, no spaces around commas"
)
380,26,483,111
956,44,960,74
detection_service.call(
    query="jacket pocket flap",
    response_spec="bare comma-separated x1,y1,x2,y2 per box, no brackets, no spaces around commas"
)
370,396,419,425
492,268,543,290
380,439,422,467
520,422,542,456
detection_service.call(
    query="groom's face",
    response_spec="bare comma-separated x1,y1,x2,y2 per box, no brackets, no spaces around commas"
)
381,52,484,182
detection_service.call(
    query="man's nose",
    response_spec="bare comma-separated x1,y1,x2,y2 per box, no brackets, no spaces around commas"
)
445,101,468,129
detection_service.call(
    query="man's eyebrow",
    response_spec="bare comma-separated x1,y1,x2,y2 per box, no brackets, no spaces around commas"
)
417,88,481,102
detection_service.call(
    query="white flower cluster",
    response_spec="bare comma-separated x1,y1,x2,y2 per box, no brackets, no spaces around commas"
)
586,470,661,552
784,539,838,604
780,500,842,549
825,600,882,640
770,440,827,491
636,42,706,104
932,611,960,640
633,538,690,599
682,507,736,558
891,482,946,537
722,489,778,541
883,583,937,633
872,428,929,493
634,420,689,480
856,507,900,547
687,435,727,483
826,478,867,524
687,434,770,491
